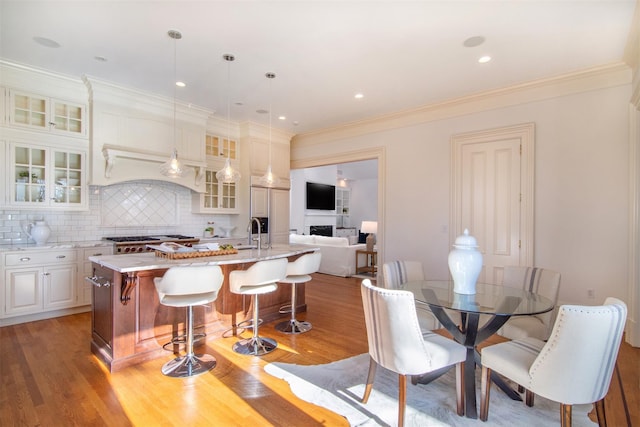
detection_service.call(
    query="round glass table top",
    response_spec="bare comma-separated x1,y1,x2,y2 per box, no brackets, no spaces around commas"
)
403,280,554,316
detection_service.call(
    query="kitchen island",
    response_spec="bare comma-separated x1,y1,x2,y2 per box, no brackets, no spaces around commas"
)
88,244,317,372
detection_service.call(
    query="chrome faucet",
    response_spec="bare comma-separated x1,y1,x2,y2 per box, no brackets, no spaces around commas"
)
248,217,262,249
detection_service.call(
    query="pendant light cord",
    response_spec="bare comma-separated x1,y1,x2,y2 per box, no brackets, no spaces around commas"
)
173,34,177,150
227,57,231,161
269,74,273,167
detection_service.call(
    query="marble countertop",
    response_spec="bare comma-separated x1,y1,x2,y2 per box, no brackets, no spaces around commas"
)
0,235,252,253
89,244,319,273
0,240,113,252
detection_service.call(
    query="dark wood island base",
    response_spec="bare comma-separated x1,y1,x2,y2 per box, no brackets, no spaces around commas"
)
89,249,313,372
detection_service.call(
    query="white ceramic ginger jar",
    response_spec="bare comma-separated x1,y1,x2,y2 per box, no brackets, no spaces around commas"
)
27,220,51,245
448,228,482,295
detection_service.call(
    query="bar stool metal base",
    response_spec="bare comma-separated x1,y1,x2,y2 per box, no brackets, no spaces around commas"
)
275,319,312,334
161,353,216,377
233,336,277,356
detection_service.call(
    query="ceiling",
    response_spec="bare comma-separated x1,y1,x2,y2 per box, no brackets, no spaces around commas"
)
0,1,636,136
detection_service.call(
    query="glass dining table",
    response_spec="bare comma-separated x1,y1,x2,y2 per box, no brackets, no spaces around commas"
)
402,280,554,419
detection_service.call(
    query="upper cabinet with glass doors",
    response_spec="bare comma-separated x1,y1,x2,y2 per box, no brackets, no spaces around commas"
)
191,168,239,214
7,90,86,137
205,134,237,160
9,142,87,210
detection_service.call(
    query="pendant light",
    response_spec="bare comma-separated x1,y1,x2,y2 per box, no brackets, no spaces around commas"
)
259,72,278,187
216,54,241,183
160,29,187,178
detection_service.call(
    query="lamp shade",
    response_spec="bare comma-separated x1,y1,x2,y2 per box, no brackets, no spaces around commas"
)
361,221,377,234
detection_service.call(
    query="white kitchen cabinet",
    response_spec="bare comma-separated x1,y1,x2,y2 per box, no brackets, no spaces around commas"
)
251,186,269,217
3,249,77,318
7,89,86,137
270,188,291,244
4,267,41,316
205,134,238,160
250,186,290,245
79,246,113,305
7,141,88,210
249,139,290,179
191,168,239,214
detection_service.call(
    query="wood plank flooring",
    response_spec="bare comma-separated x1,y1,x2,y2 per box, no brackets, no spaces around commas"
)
1,273,638,426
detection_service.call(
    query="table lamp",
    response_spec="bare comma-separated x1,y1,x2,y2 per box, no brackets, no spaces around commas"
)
361,221,377,252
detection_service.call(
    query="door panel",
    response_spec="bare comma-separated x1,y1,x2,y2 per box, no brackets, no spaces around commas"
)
452,123,535,285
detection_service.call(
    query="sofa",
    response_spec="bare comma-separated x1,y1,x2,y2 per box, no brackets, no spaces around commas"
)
289,234,367,277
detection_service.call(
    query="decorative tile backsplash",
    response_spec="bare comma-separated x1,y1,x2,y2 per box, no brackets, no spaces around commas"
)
102,182,178,226
0,180,234,244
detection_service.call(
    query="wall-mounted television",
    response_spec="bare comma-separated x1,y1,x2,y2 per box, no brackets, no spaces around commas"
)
306,182,336,210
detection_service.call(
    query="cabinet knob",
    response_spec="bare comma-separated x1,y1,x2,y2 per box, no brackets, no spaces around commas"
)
19,257,31,262
56,255,66,259
43,272,50,276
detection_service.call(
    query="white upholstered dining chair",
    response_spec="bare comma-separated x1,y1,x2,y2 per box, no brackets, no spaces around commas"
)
480,297,627,426
382,260,440,331
360,279,466,426
498,266,561,341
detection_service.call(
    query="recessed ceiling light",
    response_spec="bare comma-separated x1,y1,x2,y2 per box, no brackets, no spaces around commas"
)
176,81,186,87
354,93,364,99
278,116,286,120
463,36,485,48
478,56,492,64
33,36,60,48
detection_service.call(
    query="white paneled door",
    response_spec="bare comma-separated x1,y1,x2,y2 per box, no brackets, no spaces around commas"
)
451,123,535,285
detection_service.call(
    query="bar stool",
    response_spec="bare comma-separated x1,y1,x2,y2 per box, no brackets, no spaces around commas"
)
230,258,288,356
275,251,322,334
153,265,224,377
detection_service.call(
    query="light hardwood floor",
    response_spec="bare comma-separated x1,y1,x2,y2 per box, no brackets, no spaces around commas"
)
1,273,637,426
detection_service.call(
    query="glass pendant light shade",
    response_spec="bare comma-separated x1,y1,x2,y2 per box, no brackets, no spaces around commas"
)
216,157,241,183
216,54,241,184
259,164,278,187
160,148,188,177
259,72,278,187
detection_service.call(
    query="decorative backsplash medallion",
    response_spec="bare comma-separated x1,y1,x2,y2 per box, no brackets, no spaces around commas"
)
101,182,178,226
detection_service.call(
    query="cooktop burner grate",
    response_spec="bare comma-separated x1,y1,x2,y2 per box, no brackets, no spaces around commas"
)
104,236,161,243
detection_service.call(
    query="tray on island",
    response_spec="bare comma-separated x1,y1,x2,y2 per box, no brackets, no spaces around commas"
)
154,248,238,259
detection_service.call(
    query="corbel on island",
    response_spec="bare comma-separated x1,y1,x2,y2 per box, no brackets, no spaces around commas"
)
88,244,318,372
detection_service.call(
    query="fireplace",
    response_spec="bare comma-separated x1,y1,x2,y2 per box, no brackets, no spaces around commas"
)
310,225,333,237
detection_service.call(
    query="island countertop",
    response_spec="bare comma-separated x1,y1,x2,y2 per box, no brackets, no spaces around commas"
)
89,244,319,273
88,244,320,372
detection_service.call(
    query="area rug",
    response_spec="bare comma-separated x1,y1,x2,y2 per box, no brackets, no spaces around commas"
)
264,354,593,427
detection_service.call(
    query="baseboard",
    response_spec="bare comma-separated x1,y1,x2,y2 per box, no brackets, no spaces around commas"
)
0,305,91,327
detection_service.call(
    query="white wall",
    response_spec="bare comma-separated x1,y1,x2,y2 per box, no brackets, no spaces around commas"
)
292,83,630,307
349,178,378,231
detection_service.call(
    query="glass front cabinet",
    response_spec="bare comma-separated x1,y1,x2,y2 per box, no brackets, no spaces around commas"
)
191,168,239,214
8,142,87,209
8,90,86,137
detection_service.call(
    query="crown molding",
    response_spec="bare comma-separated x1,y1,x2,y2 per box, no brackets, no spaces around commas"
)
292,62,631,148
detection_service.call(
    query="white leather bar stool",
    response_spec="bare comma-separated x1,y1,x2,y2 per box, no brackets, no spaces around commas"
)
230,258,288,356
153,265,224,377
275,251,322,334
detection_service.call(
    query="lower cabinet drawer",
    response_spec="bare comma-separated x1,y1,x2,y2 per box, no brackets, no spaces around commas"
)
5,250,77,267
